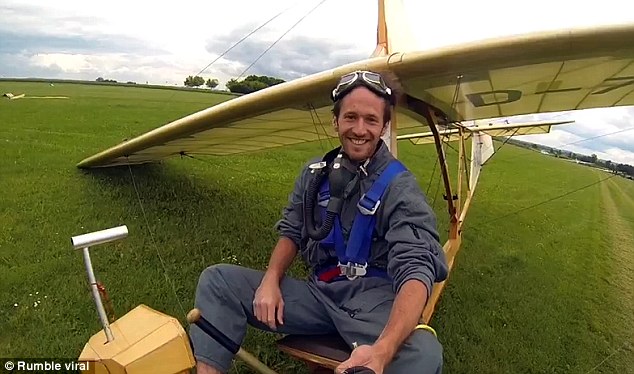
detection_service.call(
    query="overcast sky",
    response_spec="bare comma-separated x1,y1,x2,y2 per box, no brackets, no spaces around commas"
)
2,0,634,164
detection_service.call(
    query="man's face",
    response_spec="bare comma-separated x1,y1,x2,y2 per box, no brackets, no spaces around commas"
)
334,86,387,162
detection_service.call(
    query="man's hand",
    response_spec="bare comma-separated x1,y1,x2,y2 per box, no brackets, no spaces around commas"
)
335,344,389,374
253,236,297,330
253,277,284,330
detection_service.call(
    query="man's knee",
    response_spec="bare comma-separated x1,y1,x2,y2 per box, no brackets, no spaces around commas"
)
198,263,241,287
196,263,246,302
386,330,443,374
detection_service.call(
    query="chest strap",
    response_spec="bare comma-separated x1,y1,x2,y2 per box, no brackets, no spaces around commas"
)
318,159,407,280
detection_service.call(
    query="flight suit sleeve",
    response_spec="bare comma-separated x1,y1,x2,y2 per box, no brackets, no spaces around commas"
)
274,161,314,248
382,173,449,297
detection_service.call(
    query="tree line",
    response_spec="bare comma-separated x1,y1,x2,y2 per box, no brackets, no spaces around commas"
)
183,74,285,94
512,138,634,179
184,75,219,89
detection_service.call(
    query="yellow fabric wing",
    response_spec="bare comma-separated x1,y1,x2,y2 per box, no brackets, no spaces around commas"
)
77,23,634,168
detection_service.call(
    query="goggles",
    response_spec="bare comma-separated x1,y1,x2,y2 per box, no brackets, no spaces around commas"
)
331,70,394,104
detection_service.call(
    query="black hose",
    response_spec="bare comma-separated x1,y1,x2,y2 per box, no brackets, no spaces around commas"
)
304,168,335,240
304,153,353,241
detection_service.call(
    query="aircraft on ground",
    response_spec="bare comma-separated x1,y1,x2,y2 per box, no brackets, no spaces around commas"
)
73,0,634,372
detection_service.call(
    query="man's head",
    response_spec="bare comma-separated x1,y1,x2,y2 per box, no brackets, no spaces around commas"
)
331,71,394,162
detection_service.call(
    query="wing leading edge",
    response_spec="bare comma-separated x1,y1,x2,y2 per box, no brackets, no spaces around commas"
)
77,23,634,168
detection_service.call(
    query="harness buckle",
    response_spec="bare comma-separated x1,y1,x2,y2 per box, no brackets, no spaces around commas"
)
338,262,368,280
357,195,380,215
309,161,327,173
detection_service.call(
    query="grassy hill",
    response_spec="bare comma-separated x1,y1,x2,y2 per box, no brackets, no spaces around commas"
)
1,81,632,373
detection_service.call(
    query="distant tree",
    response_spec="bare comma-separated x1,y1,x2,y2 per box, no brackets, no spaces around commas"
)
591,153,598,164
96,77,104,82
577,154,593,163
206,78,219,89
226,74,285,94
184,75,205,87
616,163,634,177
244,74,284,86
226,78,267,94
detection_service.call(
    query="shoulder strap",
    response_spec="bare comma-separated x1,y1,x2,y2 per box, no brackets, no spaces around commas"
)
344,160,407,264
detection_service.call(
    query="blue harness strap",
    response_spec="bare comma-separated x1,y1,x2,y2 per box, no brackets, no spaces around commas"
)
345,160,407,264
317,159,407,280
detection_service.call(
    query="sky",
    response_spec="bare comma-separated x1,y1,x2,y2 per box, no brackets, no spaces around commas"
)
2,0,634,165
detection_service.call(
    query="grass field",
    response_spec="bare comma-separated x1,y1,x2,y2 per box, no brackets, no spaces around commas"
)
1,81,633,373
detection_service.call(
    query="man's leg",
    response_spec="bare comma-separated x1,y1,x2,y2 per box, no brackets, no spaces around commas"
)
328,284,443,374
190,264,337,373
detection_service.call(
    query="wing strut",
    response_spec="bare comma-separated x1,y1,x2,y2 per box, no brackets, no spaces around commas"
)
398,94,474,323
403,95,458,222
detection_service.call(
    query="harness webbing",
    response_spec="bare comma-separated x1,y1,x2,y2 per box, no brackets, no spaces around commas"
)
318,159,407,278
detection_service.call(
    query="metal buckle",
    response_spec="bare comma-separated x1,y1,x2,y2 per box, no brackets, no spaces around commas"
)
357,195,380,215
338,262,368,280
309,161,326,173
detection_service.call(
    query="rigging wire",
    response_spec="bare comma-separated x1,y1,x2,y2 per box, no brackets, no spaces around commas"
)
425,153,439,197
431,137,450,211
307,107,326,154
165,2,298,104
501,125,634,163
565,125,634,147
494,126,521,153
193,2,299,79
585,340,633,373
126,161,188,319
465,174,616,230
433,123,633,230
308,103,335,150
235,0,329,81
180,153,292,188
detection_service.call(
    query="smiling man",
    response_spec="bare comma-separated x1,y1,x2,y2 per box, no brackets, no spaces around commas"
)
190,70,448,374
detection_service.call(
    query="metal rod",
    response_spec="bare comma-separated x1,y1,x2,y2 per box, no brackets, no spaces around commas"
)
82,247,114,342
71,225,128,250
72,225,128,343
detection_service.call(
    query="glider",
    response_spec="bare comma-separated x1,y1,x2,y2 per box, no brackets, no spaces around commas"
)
75,0,634,373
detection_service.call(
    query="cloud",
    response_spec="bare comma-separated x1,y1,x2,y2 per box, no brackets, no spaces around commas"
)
204,24,370,80
0,2,110,38
512,106,634,164
0,30,164,56
0,53,64,78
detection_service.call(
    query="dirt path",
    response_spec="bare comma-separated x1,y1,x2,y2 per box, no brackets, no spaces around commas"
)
596,175,634,371
608,176,634,208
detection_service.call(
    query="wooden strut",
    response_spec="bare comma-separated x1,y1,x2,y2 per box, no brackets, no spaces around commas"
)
404,95,459,235
402,94,464,323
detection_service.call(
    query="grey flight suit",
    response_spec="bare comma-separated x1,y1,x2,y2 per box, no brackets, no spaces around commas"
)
190,141,449,373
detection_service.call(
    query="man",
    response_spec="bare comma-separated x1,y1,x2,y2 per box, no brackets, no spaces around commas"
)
191,70,449,374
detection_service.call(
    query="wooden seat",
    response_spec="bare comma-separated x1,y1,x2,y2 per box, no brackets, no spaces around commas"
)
277,334,351,371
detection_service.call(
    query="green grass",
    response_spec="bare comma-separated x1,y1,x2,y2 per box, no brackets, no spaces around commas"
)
1,81,633,373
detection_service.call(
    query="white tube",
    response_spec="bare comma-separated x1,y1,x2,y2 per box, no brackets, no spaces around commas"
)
71,225,128,250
